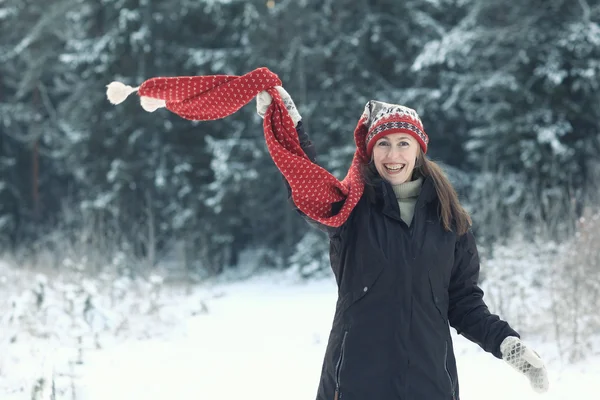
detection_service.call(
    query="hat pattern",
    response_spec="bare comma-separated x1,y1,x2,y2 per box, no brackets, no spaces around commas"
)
362,100,429,155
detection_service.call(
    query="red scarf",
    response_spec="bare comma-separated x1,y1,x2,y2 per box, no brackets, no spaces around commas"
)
108,67,369,227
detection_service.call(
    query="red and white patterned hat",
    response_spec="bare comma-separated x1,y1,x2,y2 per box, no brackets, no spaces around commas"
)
360,100,429,156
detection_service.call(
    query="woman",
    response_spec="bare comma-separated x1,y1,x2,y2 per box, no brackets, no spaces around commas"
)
106,68,549,400
256,86,549,400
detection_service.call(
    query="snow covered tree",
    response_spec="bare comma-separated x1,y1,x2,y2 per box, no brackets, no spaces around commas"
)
47,0,259,272
412,0,600,238
0,0,73,249
6,0,596,274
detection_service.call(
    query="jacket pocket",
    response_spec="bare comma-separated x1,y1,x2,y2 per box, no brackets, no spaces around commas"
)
444,341,456,400
340,261,384,314
334,331,348,400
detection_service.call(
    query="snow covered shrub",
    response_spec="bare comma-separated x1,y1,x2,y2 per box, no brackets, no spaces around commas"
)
478,238,559,336
288,230,330,279
467,169,578,244
550,208,600,362
0,258,189,398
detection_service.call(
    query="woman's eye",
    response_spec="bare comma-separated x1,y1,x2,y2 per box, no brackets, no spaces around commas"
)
399,141,409,147
377,141,390,146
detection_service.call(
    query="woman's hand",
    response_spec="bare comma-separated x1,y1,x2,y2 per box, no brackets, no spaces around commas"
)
256,86,302,126
500,336,549,393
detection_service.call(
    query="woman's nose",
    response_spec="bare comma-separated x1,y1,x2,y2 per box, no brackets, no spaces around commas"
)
387,147,402,158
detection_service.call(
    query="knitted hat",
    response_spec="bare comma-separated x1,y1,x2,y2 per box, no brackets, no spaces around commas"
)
359,100,429,156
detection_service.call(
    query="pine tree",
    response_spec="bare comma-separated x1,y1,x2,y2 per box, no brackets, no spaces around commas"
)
0,0,73,249
51,0,254,271
412,0,600,238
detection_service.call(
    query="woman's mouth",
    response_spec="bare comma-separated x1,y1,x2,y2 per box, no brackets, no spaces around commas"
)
384,163,406,174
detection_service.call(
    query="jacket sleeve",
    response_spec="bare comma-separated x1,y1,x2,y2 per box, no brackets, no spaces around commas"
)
282,121,347,238
447,230,520,359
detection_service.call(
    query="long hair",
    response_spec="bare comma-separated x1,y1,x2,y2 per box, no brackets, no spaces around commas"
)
359,150,472,235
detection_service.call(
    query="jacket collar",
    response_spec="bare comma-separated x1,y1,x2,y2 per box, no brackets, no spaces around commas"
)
417,175,437,204
379,175,437,222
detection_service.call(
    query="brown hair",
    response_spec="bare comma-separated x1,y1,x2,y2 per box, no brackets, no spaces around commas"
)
360,150,472,235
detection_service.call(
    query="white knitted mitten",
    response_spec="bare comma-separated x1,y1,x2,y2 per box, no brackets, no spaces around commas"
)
500,336,549,393
256,86,302,126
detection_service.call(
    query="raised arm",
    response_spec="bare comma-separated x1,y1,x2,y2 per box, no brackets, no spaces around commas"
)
256,87,347,237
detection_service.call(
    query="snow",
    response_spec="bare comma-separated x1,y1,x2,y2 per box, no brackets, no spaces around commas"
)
1,261,599,400
0,7,16,21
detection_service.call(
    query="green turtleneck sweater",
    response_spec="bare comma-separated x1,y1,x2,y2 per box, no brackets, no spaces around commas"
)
391,177,423,226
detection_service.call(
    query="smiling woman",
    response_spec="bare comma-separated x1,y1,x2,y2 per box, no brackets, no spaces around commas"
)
255,88,550,400
356,101,470,234
372,133,419,185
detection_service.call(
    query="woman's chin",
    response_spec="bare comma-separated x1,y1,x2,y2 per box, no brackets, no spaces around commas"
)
384,173,409,185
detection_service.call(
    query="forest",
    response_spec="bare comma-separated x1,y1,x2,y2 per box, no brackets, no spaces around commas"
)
1,0,599,276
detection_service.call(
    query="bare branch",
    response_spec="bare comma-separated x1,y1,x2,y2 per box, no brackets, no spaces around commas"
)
578,0,591,22
0,0,72,62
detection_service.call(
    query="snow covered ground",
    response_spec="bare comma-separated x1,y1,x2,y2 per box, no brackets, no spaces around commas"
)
2,262,599,400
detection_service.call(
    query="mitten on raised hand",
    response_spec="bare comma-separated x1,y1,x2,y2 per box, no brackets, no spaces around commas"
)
256,86,302,126
500,336,549,393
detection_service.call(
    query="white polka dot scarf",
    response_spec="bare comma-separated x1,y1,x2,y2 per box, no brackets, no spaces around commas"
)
106,67,370,227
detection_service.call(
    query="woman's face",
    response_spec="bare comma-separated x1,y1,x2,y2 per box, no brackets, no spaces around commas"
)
372,133,419,185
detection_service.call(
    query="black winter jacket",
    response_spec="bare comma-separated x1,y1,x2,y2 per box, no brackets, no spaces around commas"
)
285,122,519,400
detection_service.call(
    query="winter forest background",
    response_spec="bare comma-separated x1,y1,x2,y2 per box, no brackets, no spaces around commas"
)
1,0,600,399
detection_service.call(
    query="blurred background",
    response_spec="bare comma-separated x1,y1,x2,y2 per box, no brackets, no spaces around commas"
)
1,0,599,398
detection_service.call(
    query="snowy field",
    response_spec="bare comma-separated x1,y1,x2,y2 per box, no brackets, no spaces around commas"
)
1,261,599,400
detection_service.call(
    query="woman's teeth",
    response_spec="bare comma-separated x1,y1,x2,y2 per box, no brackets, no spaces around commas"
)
385,164,405,172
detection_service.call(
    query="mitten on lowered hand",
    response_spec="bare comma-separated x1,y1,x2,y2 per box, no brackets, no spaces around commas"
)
500,336,549,393
256,86,302,126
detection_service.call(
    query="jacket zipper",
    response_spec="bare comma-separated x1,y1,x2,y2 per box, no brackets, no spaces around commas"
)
444,341,456,400
409,200,426,238
334,331,348,400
